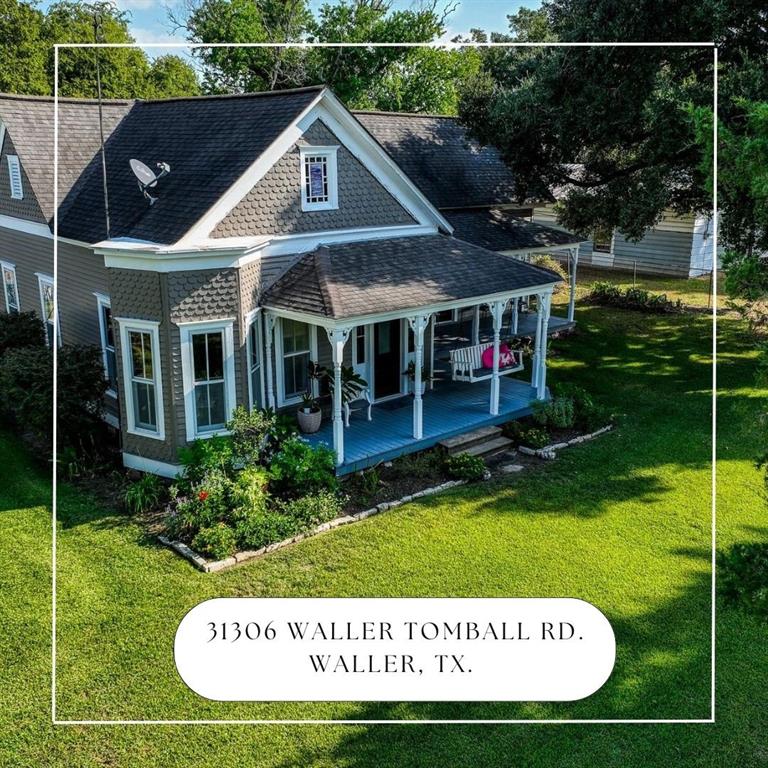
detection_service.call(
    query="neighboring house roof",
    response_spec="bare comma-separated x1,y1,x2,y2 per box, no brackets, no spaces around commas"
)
262,234,561,320
0,93,132,224
354,111,518,210
446,208,582,251
58,87,324,244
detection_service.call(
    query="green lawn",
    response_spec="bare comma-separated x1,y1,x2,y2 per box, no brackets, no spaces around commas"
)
2,296,767,766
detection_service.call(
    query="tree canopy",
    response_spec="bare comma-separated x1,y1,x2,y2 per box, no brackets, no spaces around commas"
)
0,0,200,99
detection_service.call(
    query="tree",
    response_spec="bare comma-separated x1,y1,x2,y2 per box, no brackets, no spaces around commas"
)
0,0,199,99
0,0,49,95
458,0,718,242
175,0,466,112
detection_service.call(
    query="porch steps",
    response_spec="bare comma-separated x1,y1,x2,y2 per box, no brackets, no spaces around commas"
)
439,425,513,458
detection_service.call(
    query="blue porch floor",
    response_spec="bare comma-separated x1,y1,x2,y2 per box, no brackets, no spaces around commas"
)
304,376,540,475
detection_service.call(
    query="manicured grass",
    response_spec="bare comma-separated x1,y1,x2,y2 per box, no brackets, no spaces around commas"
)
1,296,766,765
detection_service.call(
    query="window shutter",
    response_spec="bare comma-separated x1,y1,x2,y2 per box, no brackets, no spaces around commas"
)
7,155,23,200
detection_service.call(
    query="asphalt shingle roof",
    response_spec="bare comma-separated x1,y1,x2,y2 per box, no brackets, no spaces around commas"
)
0,94,132,224
354,111,518,209
262,234,562,320
57,87,323,244
446,208,582,252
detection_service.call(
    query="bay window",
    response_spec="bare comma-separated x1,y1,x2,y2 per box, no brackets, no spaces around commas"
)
246,311,264,411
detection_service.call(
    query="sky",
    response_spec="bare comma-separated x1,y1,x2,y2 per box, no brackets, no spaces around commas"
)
38,1,541,58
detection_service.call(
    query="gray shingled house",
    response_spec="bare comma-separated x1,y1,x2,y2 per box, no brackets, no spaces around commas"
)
0,86,583,476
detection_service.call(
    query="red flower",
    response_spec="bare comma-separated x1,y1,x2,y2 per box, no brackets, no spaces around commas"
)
198,490,209,502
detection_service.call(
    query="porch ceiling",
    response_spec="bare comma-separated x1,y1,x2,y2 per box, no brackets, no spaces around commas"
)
261,234,561,322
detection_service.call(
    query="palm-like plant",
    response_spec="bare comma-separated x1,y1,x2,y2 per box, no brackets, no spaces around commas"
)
326,365,367,407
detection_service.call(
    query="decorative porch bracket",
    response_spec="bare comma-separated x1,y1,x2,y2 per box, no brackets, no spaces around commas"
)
489,299,509,416
264,312,277,409
407,314,431,439
533,292,552,399
568,246,579,323
326,327,351,466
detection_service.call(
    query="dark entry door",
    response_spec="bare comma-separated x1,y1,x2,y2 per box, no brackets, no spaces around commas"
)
373,320,401,399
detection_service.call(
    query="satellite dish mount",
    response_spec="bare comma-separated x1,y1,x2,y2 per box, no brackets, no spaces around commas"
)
129,159,171,206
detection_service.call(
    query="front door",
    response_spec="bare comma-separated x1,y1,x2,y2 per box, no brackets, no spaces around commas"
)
373,319,401,399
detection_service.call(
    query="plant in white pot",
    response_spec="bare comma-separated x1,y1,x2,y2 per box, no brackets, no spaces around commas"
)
326,366,368,414
403,361,429,395
296,390,322,434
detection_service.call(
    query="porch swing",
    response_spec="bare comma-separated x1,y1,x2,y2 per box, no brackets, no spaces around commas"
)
449,342,524,384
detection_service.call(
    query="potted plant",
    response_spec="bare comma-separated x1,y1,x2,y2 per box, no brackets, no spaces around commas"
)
326,366,368,410
403,361,428,395
296,390,322,434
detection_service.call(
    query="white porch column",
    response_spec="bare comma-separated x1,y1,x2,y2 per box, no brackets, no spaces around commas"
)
326,327,351,466
429,315,436,391
408,314,431,439
472,304,481,345
489,299,508,416
264,312,276,409
536,292,552,399
531,295,544,389
567,246,579,323
511,297,519,335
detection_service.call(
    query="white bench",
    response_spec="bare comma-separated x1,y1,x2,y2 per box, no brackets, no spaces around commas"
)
343,388,372,427
449,343,523,383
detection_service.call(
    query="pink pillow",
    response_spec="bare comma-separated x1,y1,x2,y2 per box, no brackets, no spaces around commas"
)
482,344,514,369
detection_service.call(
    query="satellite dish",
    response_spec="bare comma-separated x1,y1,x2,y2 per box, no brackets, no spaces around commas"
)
129,158,171,206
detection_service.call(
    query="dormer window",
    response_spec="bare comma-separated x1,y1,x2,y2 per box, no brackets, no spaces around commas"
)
7,155,23,200
300,146,338,211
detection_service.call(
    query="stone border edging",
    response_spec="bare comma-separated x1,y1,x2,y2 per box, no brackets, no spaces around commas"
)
518,424,613,460
158,479,467,573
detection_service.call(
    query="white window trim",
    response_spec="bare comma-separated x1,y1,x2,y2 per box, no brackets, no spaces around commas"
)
116,318,165,441
179,318,237,442
299,145,338,212
36,273,60,347
94,293,117,398
245,309,266,412
7,155,23,200
1,260,19,313
275,317,318,407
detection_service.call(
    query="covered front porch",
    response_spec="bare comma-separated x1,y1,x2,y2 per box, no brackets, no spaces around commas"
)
304,375,539,475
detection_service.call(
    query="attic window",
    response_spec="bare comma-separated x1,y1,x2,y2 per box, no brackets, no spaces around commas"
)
300,146,338,211
7,155,23,200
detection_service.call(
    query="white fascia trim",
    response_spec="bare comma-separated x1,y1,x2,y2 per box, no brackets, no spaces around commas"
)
179,319,237,442
122,452,182,479
99,224,437,272
498,243,580,257
0,212,96,249
116,318,166,442
264,282,557,331
0,121,5,155
174,89,327,248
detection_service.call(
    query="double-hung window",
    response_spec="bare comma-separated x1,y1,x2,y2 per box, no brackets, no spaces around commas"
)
278,318,315,405
592,225,613,254
180,320,236,441
299,146,338,211
36,274,59,347
1,262,19,314
245,311,264,411
118,319,164,440
95,294,117,395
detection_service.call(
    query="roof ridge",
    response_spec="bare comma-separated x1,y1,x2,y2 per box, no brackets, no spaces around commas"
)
313,246,337,318
136,85,326,105
0,92,135,105
353,109,458,119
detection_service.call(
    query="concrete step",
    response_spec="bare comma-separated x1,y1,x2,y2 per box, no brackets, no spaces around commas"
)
458,436,514,459
439,425,502,454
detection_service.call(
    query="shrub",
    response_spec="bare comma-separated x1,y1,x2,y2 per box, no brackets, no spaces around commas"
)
0,311,45,358
717,543,768,618
227,406,295,466
552,383,612,433
165,468,235,540
192,523,238,561
388,449,444,480
178,435,235,486
279,490,343,527
231,465,270,515
531,255,568,293
584,281,684,313
532,396,575,430
124,473,165,515
233,509,298,551
445,453,486,481
269,437,338,499
518,427,551,449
